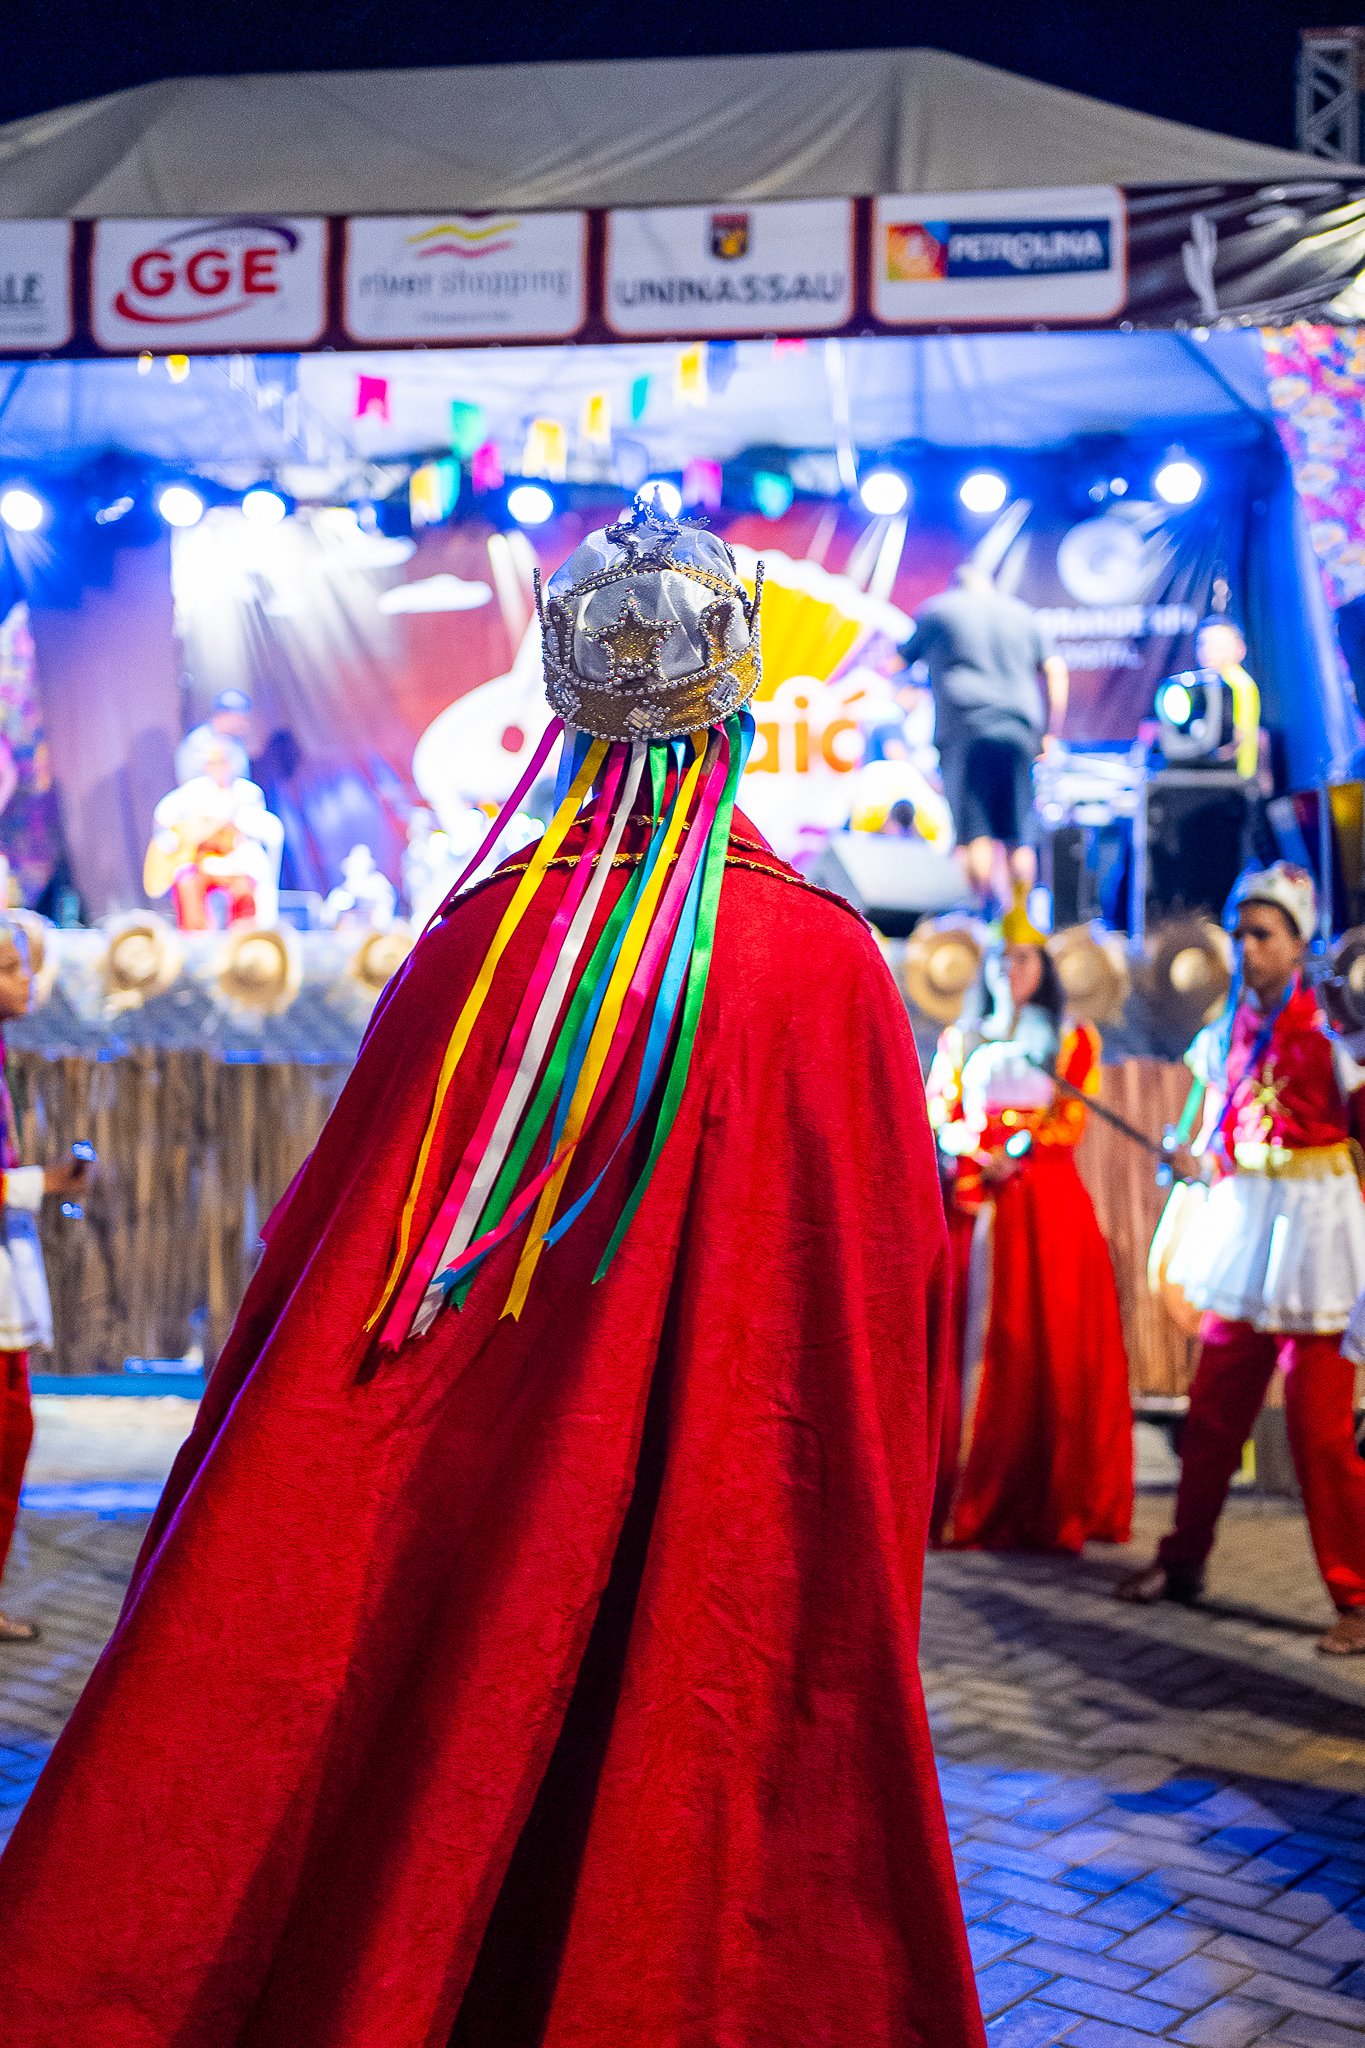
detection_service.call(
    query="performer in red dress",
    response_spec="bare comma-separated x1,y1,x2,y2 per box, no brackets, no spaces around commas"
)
928,892,1134,1552
1120,863,1365,1656
0,501,983,2048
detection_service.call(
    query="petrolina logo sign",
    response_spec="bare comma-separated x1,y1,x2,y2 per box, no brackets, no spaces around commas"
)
886,218,1112,281
92,217,327,349
343,213,588,344
874,187,1126,325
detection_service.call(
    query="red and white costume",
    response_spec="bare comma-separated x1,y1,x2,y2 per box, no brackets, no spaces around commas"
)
929,1009,1134,1553
1158,867,1365,1615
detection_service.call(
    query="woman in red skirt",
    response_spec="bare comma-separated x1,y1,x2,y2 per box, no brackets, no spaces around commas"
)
928,892,1134,1552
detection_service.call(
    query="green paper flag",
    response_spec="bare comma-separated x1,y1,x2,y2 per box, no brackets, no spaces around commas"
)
450,401,486,459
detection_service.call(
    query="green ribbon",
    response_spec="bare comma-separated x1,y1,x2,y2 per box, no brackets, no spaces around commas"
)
594,713,750,1280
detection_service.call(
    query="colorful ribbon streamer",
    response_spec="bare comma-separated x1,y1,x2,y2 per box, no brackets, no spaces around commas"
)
370,711,752,1346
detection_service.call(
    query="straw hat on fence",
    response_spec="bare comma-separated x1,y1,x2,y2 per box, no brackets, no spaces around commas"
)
1048,924,1132,1028
348,923,416,998
100,911,183,1012
214,924,303,1016
902,917,984,1025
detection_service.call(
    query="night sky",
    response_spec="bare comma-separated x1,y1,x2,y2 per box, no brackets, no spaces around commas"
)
0,0,1352,152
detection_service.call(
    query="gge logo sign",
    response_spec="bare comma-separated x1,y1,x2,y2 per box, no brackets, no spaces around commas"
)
94,217,326,348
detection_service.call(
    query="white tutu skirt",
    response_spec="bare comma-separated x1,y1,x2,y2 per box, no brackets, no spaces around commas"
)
1166,1166,1365,1334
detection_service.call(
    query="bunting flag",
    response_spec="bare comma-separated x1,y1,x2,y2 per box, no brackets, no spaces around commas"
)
449,399,486,458
368,709,755,1346
522,417,569,481
675,343,708,408
355,373,390,423
409,458,459,526
580,391,613,447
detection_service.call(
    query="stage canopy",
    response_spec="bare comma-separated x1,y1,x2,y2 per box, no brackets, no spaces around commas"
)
0,49,1325,218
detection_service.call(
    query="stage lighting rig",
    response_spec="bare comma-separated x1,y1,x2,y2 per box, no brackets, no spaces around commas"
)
241,486,288,528
1154,454,1204,506
640,478,683,518
859,468,910,517
156,484,205,529
958,469,1008,516
0,486,46,534
506,483,555,527
1154,668,1237,765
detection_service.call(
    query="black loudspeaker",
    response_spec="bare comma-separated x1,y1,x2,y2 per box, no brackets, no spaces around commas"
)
1137,769,1253,927
809,832,973,937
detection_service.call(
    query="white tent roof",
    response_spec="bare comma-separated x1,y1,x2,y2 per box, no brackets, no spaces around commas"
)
0,48,1323,219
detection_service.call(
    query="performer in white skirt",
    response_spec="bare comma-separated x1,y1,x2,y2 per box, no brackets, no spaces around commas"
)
1119,862,1365,1655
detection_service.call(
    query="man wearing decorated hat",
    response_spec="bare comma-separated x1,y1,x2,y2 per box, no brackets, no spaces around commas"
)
1120,861,1365,1656
0,500,983,2047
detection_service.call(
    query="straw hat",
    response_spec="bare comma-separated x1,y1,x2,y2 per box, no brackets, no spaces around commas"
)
9,909,58,1008
348,922,416,997
903,917,984,1025
214,923,302,1016
100,911,183,1011
1320,925,1365,1037
1138,916,1233,1034
1047,924,1132,1027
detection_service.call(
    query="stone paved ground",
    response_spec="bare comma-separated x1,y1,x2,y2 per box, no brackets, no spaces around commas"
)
0,1460,1363,2042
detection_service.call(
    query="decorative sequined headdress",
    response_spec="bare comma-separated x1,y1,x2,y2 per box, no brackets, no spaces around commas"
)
536,496,763,741
367,499,760,1346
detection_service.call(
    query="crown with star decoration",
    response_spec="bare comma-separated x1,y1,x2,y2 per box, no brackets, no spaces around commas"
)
534,494,763,742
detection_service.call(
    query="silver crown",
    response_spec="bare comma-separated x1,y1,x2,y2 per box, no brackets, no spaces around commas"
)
534,496,763,743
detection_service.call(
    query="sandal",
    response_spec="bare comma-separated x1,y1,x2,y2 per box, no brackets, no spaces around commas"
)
1317,1609,1365,1657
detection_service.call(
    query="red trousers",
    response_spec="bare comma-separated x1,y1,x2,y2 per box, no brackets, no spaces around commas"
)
0,1349,32,1585
1158,1315,1365,1612
172,868,256,930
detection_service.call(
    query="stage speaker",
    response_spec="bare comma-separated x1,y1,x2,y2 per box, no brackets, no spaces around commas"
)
1137,769,1253,929
809,833,973,937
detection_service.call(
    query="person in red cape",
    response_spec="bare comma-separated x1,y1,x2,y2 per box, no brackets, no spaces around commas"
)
0,501,983,2048
928,891,1134,1553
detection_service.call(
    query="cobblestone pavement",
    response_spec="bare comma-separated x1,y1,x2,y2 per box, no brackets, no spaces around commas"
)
0,1487,1363,2042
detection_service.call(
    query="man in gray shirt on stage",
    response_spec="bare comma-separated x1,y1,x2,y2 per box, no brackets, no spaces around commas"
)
900,564,1068,913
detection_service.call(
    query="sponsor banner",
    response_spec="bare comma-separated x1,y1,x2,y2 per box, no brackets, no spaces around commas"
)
604,200,854,337
91,217,327,350
342,212,589,344
873,187,1126,324
0,221,73,350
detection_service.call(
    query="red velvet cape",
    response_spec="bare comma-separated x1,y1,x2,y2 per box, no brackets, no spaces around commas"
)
0,814,983,2048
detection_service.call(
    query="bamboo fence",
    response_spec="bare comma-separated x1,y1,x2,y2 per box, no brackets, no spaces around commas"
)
12,1046,1197,1395
13,1048,348,1375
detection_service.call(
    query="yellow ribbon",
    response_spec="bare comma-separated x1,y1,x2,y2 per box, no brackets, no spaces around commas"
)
366,737,607,1332
502,732,709,1319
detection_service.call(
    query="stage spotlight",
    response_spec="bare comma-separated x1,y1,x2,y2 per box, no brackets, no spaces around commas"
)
1155,679,1194,730
641,478,683,518
1154,668,1235,765
507,483,555,527
858,468,910,518
157,483,205,529
1154,455,1204,506
0,487,45,534
958,469,1008,516
241,486,287,527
